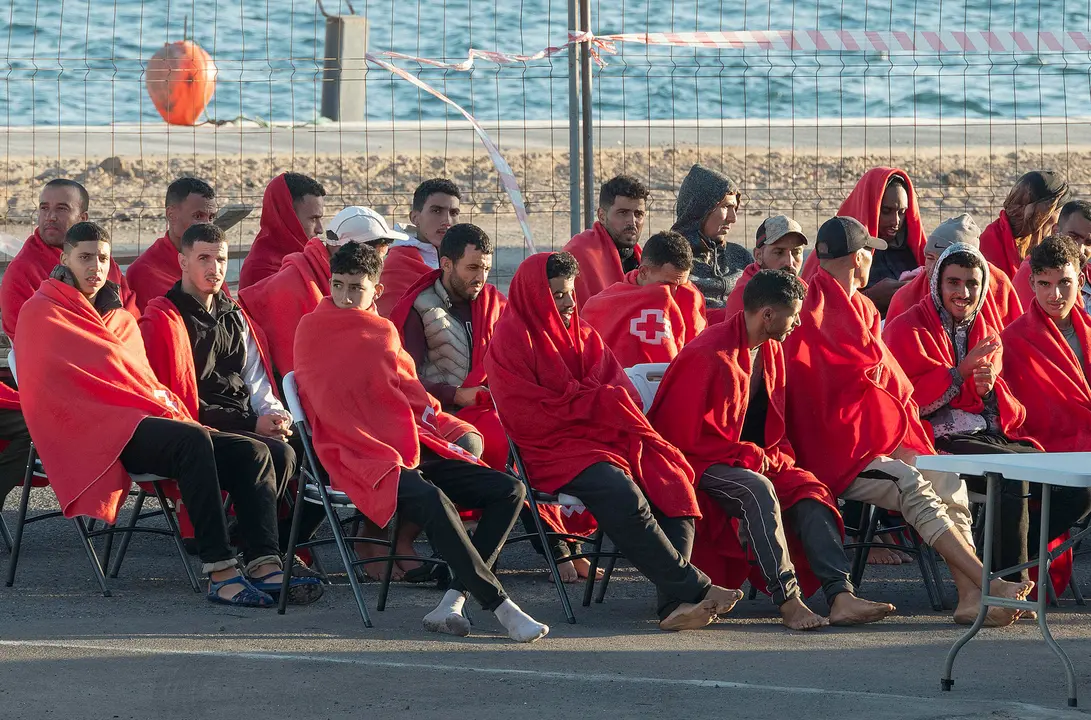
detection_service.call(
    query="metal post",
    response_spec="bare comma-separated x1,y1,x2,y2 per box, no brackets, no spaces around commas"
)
567,0,581,237
321,12,369,122
579,0,594,230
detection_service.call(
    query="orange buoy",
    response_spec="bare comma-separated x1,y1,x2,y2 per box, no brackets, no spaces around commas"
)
145,40,217,126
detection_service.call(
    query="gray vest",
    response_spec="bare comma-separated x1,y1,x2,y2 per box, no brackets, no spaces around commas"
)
413,279,472,387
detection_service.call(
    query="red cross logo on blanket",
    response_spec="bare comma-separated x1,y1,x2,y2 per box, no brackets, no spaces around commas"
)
629,309,670,345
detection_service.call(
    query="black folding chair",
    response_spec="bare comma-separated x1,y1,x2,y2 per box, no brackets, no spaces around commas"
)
278,371,447,628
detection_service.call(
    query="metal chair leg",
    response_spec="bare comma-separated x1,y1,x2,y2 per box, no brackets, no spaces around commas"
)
321,486,373,628
528,494,576,624
4,446,37,587
850,504,879,588
73,517,111,597
594,544,616,604
0,513,12,552
108,490,147,578
582,530,605,607
150,482,200,593
278,472,310,615
1070,572,1085,606
376,513,400,612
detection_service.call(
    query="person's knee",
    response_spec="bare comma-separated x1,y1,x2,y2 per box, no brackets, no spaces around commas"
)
177,423,214,455
502,473,526,505
455,431,484,459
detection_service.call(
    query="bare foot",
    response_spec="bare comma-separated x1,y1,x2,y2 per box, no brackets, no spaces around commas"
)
829,593,895,626
659,598,718,631
547,559,580,584
570,557,605,580
780,597,829,630
394,534,422,575
867,546,903,565
353,541,403,581
953,580,1033,627
705,585,745,617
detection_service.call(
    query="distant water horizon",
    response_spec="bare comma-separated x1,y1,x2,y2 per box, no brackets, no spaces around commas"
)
4,0,1091,127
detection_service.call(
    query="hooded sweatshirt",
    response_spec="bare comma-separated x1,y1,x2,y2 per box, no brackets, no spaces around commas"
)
671,164,754,316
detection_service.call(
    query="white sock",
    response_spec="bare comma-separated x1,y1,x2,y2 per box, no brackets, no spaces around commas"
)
493,598,549,643
423,590,470,637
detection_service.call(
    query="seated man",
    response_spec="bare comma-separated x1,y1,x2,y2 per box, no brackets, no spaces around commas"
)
126,177,217,312
886,215,1022,328
294,242,547,642
723,214,808,317
884,242,1087,591
785,216,1033,626
240,206,404,375
650,269,894,629
377,178,461,317
1012,199,1091,309
801,168,925,315
563,175,649,306
486,251,743,631
671,164,754,321
2,178,135,342
15,221,315,607
980,170,1068,280
582,230,706,367
239,172,326,290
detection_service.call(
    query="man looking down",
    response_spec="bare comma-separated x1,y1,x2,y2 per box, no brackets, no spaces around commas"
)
238,172,326,290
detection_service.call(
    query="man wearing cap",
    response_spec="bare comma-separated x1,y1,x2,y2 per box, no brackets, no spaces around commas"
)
886,215,1022,328
785,216,1033,627
723,215,808,318
239,206,405,377
581,230,706,367
1011,199,1091,310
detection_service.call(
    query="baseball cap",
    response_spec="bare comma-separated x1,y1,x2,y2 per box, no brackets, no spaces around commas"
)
326,206,409,247
926,214,981,255
755,214,808,249
815,216,888,259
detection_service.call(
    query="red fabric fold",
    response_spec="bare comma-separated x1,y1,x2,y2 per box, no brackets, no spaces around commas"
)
722,263,760,319
2,229,136,341
563,222,642,307
239,175,311,290
484,253,699,518
785,271,934,496
886,262,1023,328
979,211,1022,280
580,269,706,367
238,237,331,375
126,234,181,312
376,245,435,318
294,298,480,527
15,279,191,523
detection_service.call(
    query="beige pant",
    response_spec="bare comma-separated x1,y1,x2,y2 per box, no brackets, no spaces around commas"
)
841,456,973,547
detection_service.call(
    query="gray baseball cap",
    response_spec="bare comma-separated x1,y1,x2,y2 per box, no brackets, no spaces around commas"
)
755,214,808,249
926,214,981,255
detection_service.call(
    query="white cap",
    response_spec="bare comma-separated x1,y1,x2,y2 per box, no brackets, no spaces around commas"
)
325,206,409,247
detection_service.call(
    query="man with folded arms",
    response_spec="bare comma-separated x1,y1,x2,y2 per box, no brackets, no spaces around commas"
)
723,214,808,318
582,230,706,367
650,269,894,629
486,251,743,631
785,216,1033,626
15,221,315,607
1011,200,1091,310
239,172,326,290
294,241,547,642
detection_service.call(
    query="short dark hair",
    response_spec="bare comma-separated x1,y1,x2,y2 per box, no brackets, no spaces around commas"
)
1030,234,1083,275
1059,199,1091,226
180,222,226,251
937,250,984,278
329,241,383,281
166,177,216,207
599,175,650,210
641,230,692,272
44,178,90,212
412,178,462,212
283,172,326,203
743,268,806,313
546,251,579,281
64,221,110,249
440,223,493,263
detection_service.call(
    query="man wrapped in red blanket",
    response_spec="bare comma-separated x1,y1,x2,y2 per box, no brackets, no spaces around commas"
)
582,230,706,367
485,251,743,631
650,269,894,630
238,173,327,290
1011,200,1091,311
294,241,548,642
723,214,808,318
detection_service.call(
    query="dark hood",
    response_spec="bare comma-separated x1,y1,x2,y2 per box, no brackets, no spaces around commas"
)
671,163,739,248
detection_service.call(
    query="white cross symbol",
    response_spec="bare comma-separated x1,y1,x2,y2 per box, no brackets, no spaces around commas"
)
629,309,670,345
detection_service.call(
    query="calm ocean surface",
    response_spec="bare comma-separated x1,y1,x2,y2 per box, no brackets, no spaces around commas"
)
3,0,1091,126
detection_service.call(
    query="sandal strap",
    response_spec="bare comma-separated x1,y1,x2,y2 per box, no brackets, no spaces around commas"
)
208,575,272,605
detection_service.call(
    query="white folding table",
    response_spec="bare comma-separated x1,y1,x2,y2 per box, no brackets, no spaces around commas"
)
916,452,1091,708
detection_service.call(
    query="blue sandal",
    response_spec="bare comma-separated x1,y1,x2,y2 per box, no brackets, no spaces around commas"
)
207,574,275,608
250,569,323,605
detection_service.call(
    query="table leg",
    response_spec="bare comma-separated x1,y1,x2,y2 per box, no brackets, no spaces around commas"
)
1035,485,1078,707
942,473,995,691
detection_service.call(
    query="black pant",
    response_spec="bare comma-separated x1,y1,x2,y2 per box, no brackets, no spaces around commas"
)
119,418,280,567
785,500,855,604
239,431,328,553
936,432,1091,581
0,408,32,504
558,462,711,619
396,457,525,611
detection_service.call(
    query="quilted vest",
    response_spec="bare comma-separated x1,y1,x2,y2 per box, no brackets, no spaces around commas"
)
413,279,472,387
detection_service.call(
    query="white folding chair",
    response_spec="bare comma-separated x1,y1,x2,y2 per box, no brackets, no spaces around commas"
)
624,362,669,413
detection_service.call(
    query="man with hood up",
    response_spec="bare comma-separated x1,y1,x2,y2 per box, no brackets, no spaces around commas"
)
671,164,754,323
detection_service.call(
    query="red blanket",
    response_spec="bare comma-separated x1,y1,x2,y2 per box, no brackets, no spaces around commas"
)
1012,258,1091,312
648,311,843,594
239,175,311,290
563,222,642,307
238,237,330,375
785,271,934,495
581,270,706,367
388,269,509,469
377,245,434,318
802,167,926,281
722,263,760,319
2,229,136,341
886,261,1023,329
485,253,699,518
294,298,480,527
979,211,1021,280
125,234,181,312
15,279,191,523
